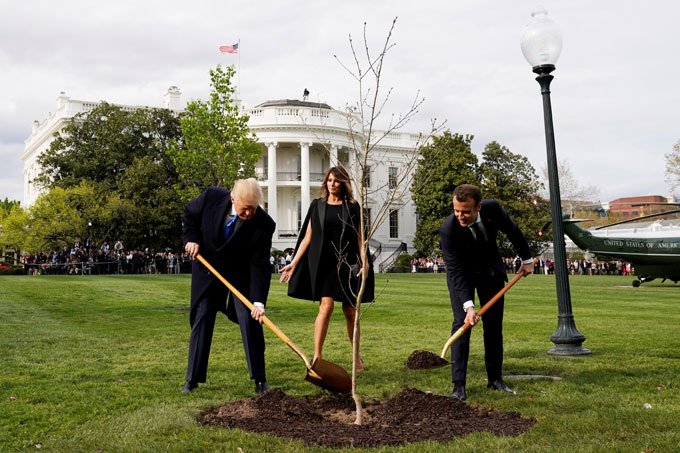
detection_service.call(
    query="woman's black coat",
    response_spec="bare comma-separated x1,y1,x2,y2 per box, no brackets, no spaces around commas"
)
287,198,374,303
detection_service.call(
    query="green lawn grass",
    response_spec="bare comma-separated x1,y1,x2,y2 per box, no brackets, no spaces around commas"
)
1,273,678,452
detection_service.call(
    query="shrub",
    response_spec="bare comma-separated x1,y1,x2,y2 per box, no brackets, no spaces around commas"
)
388,253,412,273
0,265,25,275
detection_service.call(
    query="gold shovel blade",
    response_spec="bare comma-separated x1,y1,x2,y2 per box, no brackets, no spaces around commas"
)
304,357,352,393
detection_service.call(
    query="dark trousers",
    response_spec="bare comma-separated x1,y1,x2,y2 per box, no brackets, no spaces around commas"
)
186,292,266,383
451,277,505,385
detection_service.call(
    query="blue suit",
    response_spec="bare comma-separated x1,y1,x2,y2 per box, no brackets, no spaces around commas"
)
182,187,275,384
440,199,531,385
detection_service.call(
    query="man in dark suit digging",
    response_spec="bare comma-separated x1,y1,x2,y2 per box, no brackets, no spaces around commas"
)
181,178,275,394
440,184,533,401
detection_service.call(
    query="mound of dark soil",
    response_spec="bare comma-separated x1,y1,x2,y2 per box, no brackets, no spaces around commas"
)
201,388,535,448
405,349,449,369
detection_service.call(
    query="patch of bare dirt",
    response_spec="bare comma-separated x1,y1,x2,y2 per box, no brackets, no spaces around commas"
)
405,349,449,369
201,388,535,448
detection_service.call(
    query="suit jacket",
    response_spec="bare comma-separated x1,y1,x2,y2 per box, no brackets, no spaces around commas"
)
288,198,374,302
440,199,531,306
182,186,275,323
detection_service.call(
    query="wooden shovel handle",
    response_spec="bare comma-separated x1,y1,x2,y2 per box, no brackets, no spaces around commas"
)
440,270,526,358
196,253,313,369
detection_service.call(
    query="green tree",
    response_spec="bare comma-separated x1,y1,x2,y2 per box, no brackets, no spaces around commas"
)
169,65,261,200
36,103,182,192
0,198,20,215
411,131,480,257
116,156,184,250
34,103,184,249
3,183,121,253
0,199,21,259
480,141,550,256
0,200,21,254
0,204,28,251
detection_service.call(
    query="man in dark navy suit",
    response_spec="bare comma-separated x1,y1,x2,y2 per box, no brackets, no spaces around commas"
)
440,184,533,401
181,178,275,394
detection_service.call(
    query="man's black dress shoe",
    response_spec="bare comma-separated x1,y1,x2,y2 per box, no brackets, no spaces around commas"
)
255,380,269,394
451,385,467,401
487,379,515,394
181,380,198,394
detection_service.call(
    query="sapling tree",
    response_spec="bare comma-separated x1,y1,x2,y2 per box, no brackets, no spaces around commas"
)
332,17,444,424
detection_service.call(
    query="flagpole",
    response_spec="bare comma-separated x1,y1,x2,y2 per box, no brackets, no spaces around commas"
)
237,39,241,103
218,42,241,103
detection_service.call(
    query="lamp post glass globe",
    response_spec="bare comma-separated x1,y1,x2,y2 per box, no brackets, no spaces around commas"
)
520,6,563,70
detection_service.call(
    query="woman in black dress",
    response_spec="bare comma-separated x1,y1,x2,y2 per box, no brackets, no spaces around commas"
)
280,166,374,369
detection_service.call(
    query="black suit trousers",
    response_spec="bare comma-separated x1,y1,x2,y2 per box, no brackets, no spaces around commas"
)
186,289,266,383
451,276,505,385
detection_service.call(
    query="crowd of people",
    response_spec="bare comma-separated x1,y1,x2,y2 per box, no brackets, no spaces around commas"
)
409,256,633,277
20,241,192,275
410,257,445,273
17,243,632,279
522,258,633,276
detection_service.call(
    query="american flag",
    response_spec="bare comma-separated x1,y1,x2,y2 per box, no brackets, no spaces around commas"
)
219,43,239,54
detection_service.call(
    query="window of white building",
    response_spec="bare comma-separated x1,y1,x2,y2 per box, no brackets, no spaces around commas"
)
389,209,399,238
363,166,372,188
388,166,398,189
338,148,349,169
297,200,302,232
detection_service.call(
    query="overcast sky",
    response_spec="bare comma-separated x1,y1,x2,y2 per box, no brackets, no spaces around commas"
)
1,0,678,204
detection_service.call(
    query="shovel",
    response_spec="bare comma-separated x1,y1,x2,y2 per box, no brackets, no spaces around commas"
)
406,270,526,370
196,254,352,393
440,269,526,357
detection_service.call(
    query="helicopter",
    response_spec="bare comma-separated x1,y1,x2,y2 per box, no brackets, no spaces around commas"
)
561,208,680,287
532,198,680,287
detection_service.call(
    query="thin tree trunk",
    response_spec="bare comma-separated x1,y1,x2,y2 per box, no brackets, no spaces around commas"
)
351,304,363,425
352,239,368,425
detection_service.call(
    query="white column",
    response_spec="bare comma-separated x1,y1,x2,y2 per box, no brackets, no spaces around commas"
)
348,146,356,187
267,142,278,236
300,142,311,220
329,144,338,168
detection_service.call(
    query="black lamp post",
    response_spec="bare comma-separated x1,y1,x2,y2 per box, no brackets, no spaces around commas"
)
521,8,590,355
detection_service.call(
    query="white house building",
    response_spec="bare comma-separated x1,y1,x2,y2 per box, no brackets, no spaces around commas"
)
21,89,422,259
20,87,183,207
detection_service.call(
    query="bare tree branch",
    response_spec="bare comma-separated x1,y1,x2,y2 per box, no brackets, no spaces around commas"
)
298,18,446,425
665,139,680,196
